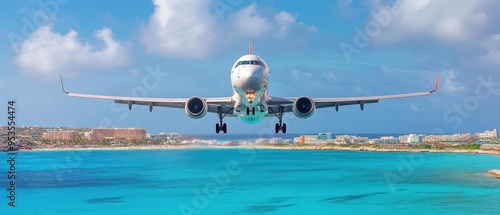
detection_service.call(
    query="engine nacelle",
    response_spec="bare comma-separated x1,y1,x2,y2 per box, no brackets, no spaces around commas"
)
185,96,207,119
293,96,315,118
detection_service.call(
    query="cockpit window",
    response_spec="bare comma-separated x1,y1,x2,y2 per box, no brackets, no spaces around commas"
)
235,60,266,68
234,61,241,68
259,61,266,68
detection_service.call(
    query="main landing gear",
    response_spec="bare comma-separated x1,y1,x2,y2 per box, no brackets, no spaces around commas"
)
270,106,286,134
216,122,226,134
216,106,232,134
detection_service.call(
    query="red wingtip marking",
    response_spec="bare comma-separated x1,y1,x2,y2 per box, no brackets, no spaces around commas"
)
435,74,440,91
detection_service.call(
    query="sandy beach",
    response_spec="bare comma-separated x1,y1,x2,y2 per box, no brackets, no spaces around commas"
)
487,170,500,178
256,145,500,155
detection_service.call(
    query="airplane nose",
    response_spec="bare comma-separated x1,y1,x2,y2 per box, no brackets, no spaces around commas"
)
234,67,265,91
238,67,262,81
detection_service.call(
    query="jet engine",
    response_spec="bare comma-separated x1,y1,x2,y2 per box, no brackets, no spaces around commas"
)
292,96,315,118
185,96,207,119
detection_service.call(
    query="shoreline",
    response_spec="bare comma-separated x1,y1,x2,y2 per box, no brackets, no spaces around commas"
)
487,170,500,178
19,144,500,155
251,145,500,155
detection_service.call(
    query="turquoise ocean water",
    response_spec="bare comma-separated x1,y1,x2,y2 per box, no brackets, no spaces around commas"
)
1,149,500,214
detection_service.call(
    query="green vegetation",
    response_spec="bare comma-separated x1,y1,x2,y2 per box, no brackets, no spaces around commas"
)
420,144,432,149
458,144,481,150
436,145,447,150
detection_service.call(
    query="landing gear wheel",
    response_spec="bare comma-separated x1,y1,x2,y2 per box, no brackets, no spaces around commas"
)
246,107,250,115
272,106,287,134
216,106,232,134
252,107,255,115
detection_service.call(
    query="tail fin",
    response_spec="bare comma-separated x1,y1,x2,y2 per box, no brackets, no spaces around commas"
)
249,37,252,54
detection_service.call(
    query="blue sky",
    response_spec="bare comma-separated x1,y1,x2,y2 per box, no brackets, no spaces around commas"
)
1,0,499,135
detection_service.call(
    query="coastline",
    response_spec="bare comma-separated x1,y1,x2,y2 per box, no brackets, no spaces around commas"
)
23,144,500,155
487,170,500,178
252,145,500,155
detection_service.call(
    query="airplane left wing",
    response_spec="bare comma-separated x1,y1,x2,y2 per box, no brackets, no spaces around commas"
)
59,76,233,113
268,75,440,113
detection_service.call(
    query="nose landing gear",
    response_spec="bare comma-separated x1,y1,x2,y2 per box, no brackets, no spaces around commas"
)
246,107,256,115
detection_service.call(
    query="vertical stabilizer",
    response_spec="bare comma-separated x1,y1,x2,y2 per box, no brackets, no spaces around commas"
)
249,38,252,54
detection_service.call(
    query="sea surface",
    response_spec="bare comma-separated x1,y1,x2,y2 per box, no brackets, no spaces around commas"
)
1,148,500,214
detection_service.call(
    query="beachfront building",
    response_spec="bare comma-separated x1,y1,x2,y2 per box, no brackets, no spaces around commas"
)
399,134,423,143
369,136,399,144
333,135,369,144
475,129,498,140
318,132,333,140
151,132,181,140
90,128,146,140
42,130,80,140
83,132,93,140
293,134,335,144
423,133,473,143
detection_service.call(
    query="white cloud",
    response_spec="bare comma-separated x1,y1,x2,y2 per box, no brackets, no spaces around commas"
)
410,104,420,112
228,3,272,38
140,0,217,59
481,34,500,65
323,72,337,82
441,70,466,95
274,11,316,38
275,11,295,37
14,25,129,75
380,65,405,74
364,0,500,70
140,0,315,59
370,0,489,43
291,69,312,80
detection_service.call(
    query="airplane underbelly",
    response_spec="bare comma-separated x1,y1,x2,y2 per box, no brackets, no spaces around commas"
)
233,100,267,124
237,114,265,124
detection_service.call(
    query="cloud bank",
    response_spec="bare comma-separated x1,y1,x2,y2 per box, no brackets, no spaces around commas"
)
140,0,316,59
14,25,129,75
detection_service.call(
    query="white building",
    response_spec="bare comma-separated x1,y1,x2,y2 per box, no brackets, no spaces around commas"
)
369,136,399,144
334,135,368,144
399,134,423,143
476,129,498,140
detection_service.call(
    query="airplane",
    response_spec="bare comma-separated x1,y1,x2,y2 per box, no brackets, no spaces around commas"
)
60,39,439,134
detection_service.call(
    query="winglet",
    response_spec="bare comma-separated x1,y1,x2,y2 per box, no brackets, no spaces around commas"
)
60,75,69,94
430,74,440,93
249,37,252,54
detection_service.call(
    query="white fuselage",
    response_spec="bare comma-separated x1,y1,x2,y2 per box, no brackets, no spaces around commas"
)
230,54,270,124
